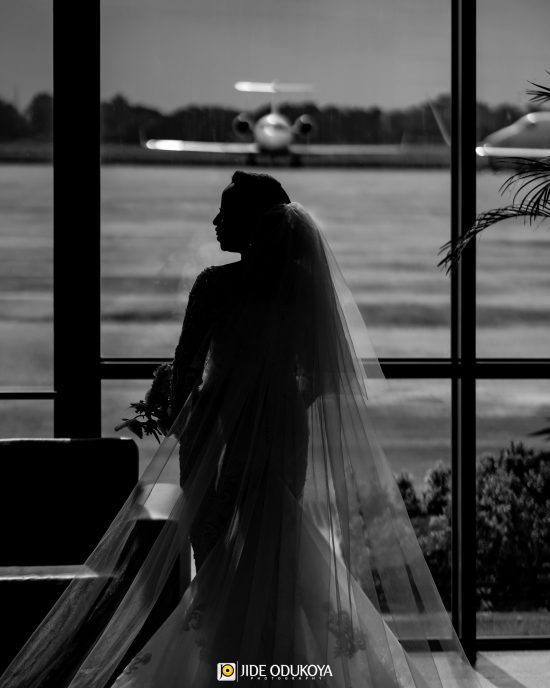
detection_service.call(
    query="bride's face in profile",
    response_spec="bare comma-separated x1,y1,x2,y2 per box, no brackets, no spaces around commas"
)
213,183,253,253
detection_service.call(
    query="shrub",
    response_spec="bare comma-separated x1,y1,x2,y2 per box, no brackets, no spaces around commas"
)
423,460,451,516
391,442,550,612
476,442,550,611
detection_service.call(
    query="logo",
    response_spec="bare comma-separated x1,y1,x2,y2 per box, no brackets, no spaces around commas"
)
217,662,237,681
217,662,333,681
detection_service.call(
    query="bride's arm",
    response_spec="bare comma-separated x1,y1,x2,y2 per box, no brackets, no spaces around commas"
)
295,304,317,409
170,267,217,420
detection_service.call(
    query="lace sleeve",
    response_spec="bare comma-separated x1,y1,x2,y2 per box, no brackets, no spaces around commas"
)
170,267,217,419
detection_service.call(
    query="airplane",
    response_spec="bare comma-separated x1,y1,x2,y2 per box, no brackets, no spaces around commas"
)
143,81,416,165
475,111,550,161
145,81,315,162
427,102,550,165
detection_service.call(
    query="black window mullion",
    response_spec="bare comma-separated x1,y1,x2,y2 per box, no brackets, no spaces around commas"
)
0,391,56,400
99,358,550,381
451,0,477,663
53,0,101,437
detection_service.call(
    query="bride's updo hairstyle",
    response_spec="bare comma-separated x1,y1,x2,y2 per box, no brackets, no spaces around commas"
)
230,170,291,215
231,170,309,258
229,172,316,307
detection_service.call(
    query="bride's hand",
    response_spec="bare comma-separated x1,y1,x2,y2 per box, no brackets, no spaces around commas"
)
297,373,314,408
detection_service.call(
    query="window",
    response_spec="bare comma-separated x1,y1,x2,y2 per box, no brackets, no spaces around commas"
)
475,0,550,643
477,381,550,637
3,0,548,656
100,0,452,360
0,0,53,431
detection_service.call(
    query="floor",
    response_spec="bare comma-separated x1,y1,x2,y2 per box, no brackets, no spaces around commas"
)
475,651,550,688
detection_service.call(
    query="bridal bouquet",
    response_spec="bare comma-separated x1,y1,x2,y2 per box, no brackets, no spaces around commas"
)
115,362,173,442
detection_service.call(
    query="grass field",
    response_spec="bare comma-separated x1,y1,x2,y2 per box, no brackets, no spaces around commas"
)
1,164,550,483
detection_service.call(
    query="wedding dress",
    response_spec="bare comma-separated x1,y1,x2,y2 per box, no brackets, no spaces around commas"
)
0,203,486,688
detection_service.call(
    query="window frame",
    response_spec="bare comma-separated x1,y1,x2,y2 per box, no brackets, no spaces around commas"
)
2,0,547,659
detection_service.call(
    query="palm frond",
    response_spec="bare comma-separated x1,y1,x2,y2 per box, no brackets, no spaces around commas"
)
529,418,550,442
438,204,550,274
526,71,550,104
438,156,550,273
499,157,550,217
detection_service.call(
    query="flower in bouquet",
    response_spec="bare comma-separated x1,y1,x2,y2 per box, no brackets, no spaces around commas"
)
115,362,173,442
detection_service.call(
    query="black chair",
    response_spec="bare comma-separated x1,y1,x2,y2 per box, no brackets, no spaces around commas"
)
0,437,186,677
0,437,139,566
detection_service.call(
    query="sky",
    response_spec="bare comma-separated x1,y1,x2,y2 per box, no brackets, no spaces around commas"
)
1,0,549,113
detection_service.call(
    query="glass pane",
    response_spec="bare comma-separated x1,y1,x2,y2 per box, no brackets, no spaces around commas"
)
477,175,550,358
477,380,550,636
0,400,53,438
476,1,550,358
369,379,452,608
369,379,451,481
0,3,53,385
101,0,451,359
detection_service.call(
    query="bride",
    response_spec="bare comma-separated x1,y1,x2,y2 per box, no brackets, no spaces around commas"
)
1,171,485,687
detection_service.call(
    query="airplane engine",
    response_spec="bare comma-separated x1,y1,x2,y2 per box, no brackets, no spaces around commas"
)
293,114,316,138
232,114,254,139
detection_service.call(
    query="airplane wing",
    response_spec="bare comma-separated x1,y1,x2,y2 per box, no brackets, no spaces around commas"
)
476,145,550,159
145,139,257,154
290,144,405,156
144,139,448,165
146,139,406,156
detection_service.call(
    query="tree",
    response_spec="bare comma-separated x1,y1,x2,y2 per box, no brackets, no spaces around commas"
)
0,98,30,140
476,442,550,610
423,460,451,515
25,92,53,140
395,471,423,517
390,447,550,612
101,94,162,144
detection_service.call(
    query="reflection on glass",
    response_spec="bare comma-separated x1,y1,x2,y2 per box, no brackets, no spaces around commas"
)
477,380,550,636
369,379,452,607
0,401,53,438
101,0,451,358
476,1,550,358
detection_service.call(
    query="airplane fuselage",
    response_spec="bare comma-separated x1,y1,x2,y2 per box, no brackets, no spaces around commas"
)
253,112,293,153
476,112,550,160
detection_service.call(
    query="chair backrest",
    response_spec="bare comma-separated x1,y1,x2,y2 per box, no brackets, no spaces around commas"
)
0,437,139,565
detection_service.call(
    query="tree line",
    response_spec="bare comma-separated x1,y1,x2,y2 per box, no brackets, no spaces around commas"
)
0,91,532,145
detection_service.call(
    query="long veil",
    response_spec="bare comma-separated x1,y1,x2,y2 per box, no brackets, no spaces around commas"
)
0,202,484,688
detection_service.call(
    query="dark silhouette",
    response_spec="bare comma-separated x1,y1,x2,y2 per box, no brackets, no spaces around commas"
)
171,172,293,572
